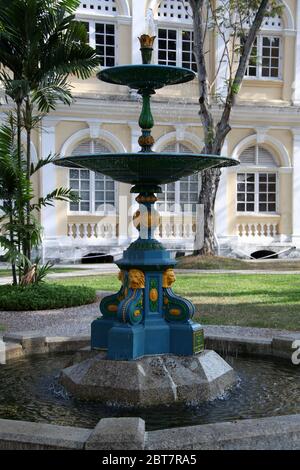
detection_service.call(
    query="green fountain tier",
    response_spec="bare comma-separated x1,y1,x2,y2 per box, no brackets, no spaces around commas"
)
55,152,238,186
98,64,195,91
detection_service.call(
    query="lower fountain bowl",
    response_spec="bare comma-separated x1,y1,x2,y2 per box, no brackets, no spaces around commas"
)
54,153,239,186
59,350,236,407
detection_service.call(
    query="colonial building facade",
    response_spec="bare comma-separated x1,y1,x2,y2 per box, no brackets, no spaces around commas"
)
2,0,300,262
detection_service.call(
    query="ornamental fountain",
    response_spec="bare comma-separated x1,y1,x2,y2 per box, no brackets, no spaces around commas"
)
55,35,239,406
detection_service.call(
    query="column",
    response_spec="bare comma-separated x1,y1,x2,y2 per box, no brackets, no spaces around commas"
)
40,120,59,260
215,1,229,99
215,140,229,244
131,0,147,64
292,129,300,246
128,124,141,241
293,2,300,105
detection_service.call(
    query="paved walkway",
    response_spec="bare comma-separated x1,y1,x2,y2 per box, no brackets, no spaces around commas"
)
0,264,119,285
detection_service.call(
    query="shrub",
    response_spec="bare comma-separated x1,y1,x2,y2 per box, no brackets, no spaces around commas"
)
0,284,96,311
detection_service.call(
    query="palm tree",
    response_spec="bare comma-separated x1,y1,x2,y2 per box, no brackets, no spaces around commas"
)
0,120,79,284
0,0,99,262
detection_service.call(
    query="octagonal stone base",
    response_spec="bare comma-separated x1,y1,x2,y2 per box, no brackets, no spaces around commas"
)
60,350,237,407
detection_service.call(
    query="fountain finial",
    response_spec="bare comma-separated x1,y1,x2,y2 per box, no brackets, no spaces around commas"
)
138,34,156,65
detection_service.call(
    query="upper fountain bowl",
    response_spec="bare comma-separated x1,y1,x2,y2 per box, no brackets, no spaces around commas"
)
98,65,196,91
55,152,239,187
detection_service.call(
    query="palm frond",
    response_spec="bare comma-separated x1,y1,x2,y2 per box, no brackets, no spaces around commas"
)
30,187,79,211
30,153,60,176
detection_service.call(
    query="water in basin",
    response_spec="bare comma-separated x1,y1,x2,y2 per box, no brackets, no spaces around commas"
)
0,352,299,431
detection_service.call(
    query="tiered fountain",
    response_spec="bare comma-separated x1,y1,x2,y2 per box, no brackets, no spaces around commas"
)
55,35,239,407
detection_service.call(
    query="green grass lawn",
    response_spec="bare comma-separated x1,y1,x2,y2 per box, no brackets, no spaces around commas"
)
51,273,300,331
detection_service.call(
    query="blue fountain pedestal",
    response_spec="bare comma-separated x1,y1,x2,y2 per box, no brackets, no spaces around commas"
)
91,190,204,361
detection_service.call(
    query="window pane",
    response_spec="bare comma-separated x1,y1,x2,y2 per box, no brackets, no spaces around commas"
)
106,24,114,35
259,184,267,192
81,170,89,179
70,180,79,189
81,202,90,211
158,29,177,66
106,181,114,190
259,203,267,212
70,169,79,178
70,203,79,211
258,172,277,212
269,183,276,192
269,193,276,202
95,23,115,67
260,193,267,202
81,181,89,190
95,181,104,190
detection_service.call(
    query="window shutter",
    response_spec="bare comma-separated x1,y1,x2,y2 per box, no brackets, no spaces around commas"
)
239,146,256,165
162,143,176,153
93,141,113,154
179,143,193,154
71,140,92,156
72,139,112,156
258,146,277,167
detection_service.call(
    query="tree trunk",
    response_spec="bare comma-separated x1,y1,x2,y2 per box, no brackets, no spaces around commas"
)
16,101,23,284
189,0,270,256
25,99,32,262
195,167,221,255
9,208,17,286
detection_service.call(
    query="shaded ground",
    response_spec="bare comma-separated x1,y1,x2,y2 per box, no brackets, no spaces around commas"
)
177,255,300,271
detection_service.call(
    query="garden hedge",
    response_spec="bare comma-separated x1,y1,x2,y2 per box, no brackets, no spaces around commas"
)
0,284,96,311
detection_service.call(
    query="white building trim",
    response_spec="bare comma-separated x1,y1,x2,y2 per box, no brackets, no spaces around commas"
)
280,0,295,31
215,139,229,240
153,130,203,152
292,128,300,245
60,126,127,157
41,122,58,247
293,0,300,104
132,0,147,65
77,0,131,17
231,133,291,168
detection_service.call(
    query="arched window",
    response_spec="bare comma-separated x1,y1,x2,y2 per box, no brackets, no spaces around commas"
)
237,145,278,213
77,1,118,66
69,139,116,213
156,1,196,72
158,142,200,213
244,13,283,79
